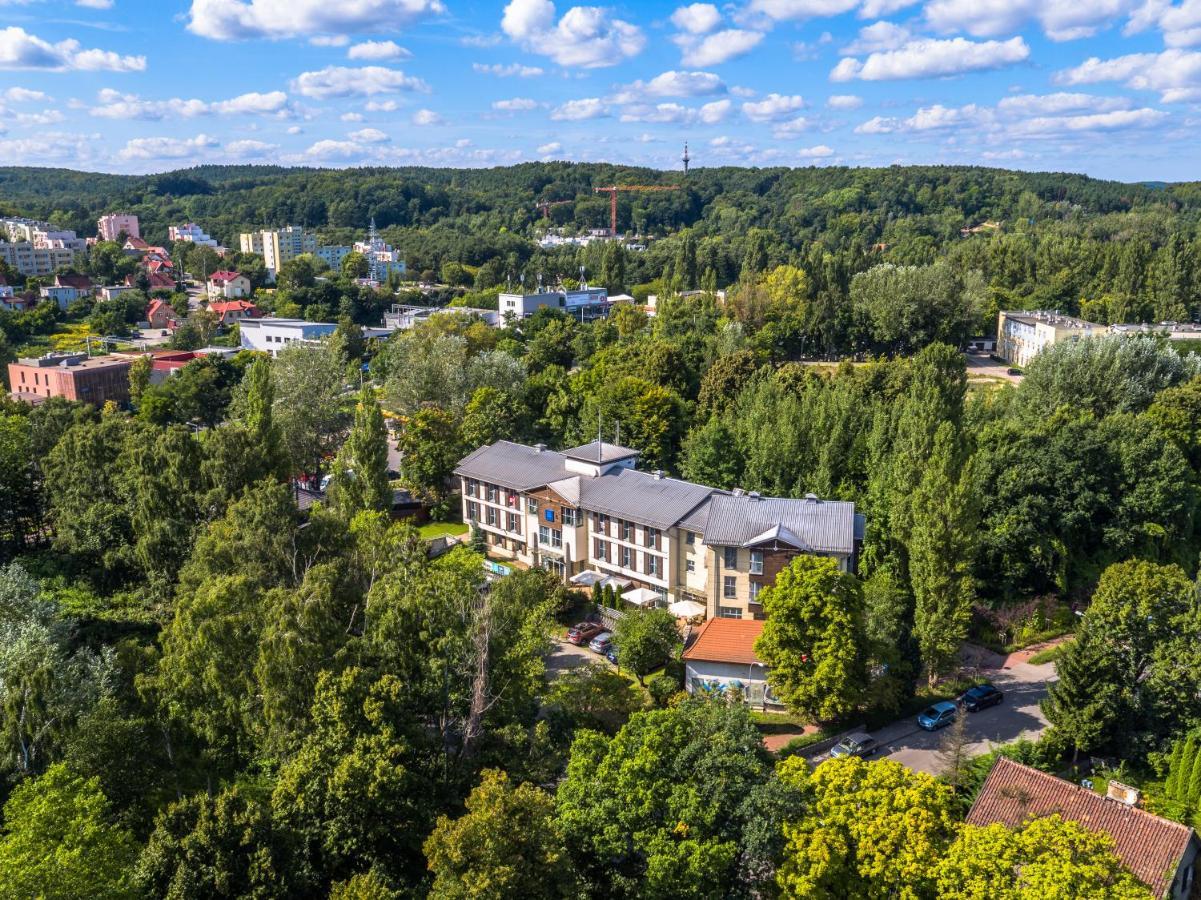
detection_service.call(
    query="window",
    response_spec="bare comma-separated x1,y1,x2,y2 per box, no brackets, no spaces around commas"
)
486,485,498,503
597,514,609,533
466,479,477,497
724,547,738,569
718,606,742,619
685,530,695,546
595,540,608,560
562,507,578,526
544,508,555,523
507,512,521,534
645,527,658,549
467,501,478,521
686,559,696,573
539,525,562,548
621,546,632,568
527,498,538,514
647,555,660,578
485,507,497,526
749,582,762,603
544,558,565,577
723,576,737,599
750,551,764,575
621,520,632,541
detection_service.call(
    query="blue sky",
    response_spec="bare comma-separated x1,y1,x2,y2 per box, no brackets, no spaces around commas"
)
1,0,1199,180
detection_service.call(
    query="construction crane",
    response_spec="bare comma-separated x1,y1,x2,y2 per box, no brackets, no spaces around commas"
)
534,199,573,219
593,184,680,237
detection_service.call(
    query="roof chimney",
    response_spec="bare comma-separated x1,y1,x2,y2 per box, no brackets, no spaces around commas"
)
1106,781,1140,806
652,470,663,480
804,492,818,502
534,443,547,453
732,488,744,497
748,491,761,501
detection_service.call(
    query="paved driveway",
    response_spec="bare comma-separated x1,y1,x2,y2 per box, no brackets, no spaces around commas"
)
877,660,1055,774
547,639,605,674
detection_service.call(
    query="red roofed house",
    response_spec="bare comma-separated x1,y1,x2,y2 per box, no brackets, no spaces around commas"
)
146,298,178,330
206,270,251,299
207,299,261,326
968,757,1199,899
54,273,95,296
128,272,177,292
681,617,779,708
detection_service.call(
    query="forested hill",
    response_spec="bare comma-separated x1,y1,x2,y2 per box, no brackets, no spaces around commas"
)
3,163,1199,252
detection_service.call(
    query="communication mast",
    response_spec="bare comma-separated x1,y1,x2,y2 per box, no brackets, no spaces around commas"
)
367,217,382,283
682,141,691,175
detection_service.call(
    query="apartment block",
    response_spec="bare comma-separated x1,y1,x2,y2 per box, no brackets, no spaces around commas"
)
455,440,864,619
997,310,1102,367
169,223,219,247
97,214,140,242
0,242,78,277
8,353,131,406
239,232,265,255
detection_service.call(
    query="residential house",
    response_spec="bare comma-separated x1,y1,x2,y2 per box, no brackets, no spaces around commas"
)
206,270,251,299
7,353,131,406
681,617,779,708
997,310,1102,367
54,273,94,297
129,272,177,292
968,757,1199,900
98,285,135,302
168,223,219,247
454,440,864,617
146,298,178,330
207,299,261,326
382,304,501,330
0,241,78,277
39,285,78,310
0,276,11,300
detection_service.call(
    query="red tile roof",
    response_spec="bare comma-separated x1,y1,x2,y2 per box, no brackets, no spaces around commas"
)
54,273,92,290
967,757,1196,898
208,300,259,315
209,270,245,284
682,617,765,666
123,236,150,250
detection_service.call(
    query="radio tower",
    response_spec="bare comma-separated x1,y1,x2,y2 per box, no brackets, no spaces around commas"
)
682,141,691,175
367,217,382,283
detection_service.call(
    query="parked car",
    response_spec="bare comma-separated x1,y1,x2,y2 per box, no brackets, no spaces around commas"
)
588,632,613,654
566,622,604,645
918,701,958,731
959,683,1004,712
1007,367,1021,375
829,732,879,759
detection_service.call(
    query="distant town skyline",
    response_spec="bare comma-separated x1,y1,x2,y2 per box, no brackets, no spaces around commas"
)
1,0,1199,180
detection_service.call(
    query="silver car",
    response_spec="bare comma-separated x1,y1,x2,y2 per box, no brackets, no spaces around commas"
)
829,732,879,759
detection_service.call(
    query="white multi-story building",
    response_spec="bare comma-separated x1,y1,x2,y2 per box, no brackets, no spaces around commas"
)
97,214,140,242
314,244,352,270
498,286,611,323
997,311,1102,367
456,440,864,619
239,318,338,356
0,242,77,277
169,223,219,248
239,232,265,254
261,226,317,275
383,305,500,330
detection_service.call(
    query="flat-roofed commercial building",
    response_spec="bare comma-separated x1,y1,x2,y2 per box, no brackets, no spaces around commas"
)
997,310,1102,367
7,353,132,406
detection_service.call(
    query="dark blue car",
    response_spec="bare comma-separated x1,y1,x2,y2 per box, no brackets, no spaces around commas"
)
918,701,957,731
959,683,1003,712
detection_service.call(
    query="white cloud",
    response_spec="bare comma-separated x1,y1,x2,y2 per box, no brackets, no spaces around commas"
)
671,2,721,33
287,124,304,134
411,108,443,125
187,0,447,41
1055,49,1201,102
77,0,115,7
772,115,809,136
995,92,1132,116
0,26,145,72
473,62,545,77
612,70,726,103
119,133,219,161
827,93,863,108
675,28,764,66
699,98,732,122
747,0,858,21
304,139,364,159
365,99,401,111
854,115,897,133
492,97,539,110
742,92,806,122
1012,107,1167,135
1126,0,1201,48
4,87,47,102
291,65,428,99
859,0,921,15
832,36,1029,81
501,0,644,68
842,20,910,54
341,111,365,121
89,88,293,119
925,0,1140,42
311,35,351,46
620,102,695,123
550,96,608,119
349,126,390,142
348,40,411,60
797,144,834,157
537,141,562,153
225,139,279,158
12,108,63,126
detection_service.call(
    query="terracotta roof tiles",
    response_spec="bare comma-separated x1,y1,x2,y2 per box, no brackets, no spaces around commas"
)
682,617,765,666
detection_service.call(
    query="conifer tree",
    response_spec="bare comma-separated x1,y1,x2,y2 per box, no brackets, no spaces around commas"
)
1041,628,1121,762
1165,737,1188,801
1188,743,1201,808
329,387,391,517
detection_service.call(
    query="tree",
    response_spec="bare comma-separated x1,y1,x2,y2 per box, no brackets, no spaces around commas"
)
696,350,759,420
909,422,978,686
460,385,523,448
128,354,152,407
612,608,681,686
556,697,774,898
135,784,299,899
0,414,42,559
342,251,369,279
851,263,985,353
543,663,643,734
328,388,392,517
935,711,973,792
934,816,1152,900
0,763,139,900
755,555,867,722
398,407,461,504
273,341,351,479
777,756,958,900
424,769,577,899
1041,630,1121,763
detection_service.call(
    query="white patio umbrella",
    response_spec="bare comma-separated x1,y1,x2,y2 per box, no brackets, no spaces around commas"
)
668,599,706,617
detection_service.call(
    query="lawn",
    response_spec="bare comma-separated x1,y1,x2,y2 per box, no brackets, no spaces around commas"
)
417,520,469,540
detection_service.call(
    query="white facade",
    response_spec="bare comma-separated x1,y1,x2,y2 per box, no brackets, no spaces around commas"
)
239,232,265,254
239,318,337,356
169,223,219,247
39,286,77,310
997,311,1102,367
683,659,775,705
0,242,78,277
498,287,611,323
97,214,140,242
314,244,352,270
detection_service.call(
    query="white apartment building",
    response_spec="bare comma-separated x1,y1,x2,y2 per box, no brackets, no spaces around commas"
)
169,223,219,247
261,226,317,275
0,242,77,277
997,310,1102,367
456,440,864,619
498,287,611,323
239,318,337,356
97,214,140,242
239,232,265,254
314,244,352,270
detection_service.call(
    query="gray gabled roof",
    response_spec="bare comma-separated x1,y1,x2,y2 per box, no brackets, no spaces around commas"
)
702,494,857,556
562,440,640,464
454,441,572,492
578,468,716,530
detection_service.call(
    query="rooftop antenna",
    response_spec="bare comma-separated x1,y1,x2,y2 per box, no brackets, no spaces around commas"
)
682,141,690,175
615,421,621,446
579,264,586,288
597,410,603,462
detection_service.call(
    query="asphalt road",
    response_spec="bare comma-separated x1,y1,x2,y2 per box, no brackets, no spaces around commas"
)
870,660,1055,774
965,352,1023,384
